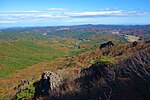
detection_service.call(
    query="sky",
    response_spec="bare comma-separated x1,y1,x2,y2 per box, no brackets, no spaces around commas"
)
0,0,150,27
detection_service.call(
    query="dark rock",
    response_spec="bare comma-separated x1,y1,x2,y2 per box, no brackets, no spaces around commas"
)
132,41,138,47
145,40,150,43
100,41,114,49
41,71,63,92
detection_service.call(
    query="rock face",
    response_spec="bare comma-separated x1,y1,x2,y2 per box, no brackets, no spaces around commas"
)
15,79,29,92
41,71,63,92
132,41,138,47
99,41,114,49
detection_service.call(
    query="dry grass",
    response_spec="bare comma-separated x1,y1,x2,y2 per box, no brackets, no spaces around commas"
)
125,35,139,42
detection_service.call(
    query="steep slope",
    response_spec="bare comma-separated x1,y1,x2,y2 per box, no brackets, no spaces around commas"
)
33,40,150,100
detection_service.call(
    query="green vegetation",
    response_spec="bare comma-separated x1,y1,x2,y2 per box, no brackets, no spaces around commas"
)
0,40,66,77
97,56,116,65
16,84,35,100
0,32,50,42
0,28,127,78
52,30,96,39
0,25,150,100
66,62,76,67
70,49,89,56
58,65,65,69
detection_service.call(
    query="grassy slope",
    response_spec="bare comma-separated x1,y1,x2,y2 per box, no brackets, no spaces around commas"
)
0,32,50,42
0,40,66,77
0,31,128,78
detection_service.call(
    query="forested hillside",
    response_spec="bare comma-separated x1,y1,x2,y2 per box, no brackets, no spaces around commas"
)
0,25,150,100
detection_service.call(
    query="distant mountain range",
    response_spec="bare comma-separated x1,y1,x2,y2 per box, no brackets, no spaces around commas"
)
1,24,150,40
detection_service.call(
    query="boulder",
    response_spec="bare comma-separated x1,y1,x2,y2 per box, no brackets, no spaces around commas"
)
41,71,63,92
132,41,138,47
99,41,114,49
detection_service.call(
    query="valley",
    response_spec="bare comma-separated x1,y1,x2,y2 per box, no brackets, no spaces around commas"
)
0,25,150,100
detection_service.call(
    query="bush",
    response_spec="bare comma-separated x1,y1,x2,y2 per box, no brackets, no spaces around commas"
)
97,56,116,65
58,65,64,69
16,84,35,100
66,62,76,67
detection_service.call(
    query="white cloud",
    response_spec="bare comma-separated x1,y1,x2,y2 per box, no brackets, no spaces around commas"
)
47,8,66,11
0,8,150,26
36,14,68,18
65,10,150,18
0,21,18,24
0,10,40,13
65,10,122,17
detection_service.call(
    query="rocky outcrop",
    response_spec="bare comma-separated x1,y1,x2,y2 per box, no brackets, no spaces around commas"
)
59,42,150,100
15,79,30,92
99,41,114,49
132,41,138,47
34,40,150,100
41,71,63,92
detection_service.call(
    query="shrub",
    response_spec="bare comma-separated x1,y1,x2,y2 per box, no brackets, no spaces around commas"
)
97,56,116,65
58,65,64,69
16,84,35,100
66,62,76,67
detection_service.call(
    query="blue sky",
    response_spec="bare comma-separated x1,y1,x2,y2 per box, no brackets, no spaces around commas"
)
0,0,150,27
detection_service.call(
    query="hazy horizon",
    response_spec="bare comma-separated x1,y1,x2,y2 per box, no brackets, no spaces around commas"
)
1,24,150,29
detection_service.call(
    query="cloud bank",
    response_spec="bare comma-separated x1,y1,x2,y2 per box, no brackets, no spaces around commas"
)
0,8,150,26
